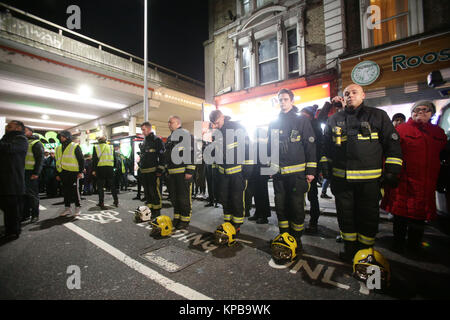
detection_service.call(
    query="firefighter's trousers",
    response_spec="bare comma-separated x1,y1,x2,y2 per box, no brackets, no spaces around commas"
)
167,173,193,224
273,173,308,240
331,178,381,249
141,172,162,216
218,172,247,228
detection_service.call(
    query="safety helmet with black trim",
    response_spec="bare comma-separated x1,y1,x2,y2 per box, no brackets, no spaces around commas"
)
271,233,297,261
214,222,236,246
134,206,151,223
150,215,173,237
353,248,391,289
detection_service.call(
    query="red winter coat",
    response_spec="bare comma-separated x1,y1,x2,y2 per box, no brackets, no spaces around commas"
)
381,118,447,221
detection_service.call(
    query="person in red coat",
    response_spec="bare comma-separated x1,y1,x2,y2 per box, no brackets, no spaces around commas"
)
381,100,447,254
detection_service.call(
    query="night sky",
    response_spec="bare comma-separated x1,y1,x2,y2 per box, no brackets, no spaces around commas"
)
2,0,209,82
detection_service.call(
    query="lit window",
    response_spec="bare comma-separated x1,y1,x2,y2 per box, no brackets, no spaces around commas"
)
242,0,251,15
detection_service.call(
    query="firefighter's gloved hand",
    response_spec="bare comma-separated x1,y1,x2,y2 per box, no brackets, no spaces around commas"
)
383,172,399,188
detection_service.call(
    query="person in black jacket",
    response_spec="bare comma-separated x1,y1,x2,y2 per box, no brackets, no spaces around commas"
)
164,116,196,229
55,130,84,216
300,106,323,234
140,122,165,217
0,120,28,241
322,84,403,262
22,127,44,223
209,110,253,233
268,89,317,250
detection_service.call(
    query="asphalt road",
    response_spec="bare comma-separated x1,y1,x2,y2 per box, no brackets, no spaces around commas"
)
1,188,450,302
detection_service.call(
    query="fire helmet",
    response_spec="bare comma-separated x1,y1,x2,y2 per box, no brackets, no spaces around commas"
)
353,248,391,289
134,206,151,223
271,233,297,261
150,215,173,237
214,222,236,246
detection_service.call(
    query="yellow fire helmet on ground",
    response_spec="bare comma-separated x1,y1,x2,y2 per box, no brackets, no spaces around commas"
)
353,248,391,288
214,222,236,246
271,232,297,261
150,215,173,237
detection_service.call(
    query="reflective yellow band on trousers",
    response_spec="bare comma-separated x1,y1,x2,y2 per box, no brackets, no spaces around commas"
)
278,221,289,229
290,222,304,232
358,234,375,246
320,156,328,163
306,162,317,168
385,157,403,166
340,231,357,242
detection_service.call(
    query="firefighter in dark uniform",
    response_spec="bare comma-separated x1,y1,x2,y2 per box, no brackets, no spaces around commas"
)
209,110,253,233
140,122,165,218
268,88,317,249
322,84,403,262
164,116,196,230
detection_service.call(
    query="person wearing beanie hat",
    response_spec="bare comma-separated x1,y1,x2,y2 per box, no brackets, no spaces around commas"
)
55,130,84,216
381,100,446,255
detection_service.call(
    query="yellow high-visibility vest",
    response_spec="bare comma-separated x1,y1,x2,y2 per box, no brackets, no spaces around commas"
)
25,139,41,170
96,144,114,167
56,142,79,173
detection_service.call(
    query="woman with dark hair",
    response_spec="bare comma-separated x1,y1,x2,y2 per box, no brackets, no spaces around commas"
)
381,100,447,255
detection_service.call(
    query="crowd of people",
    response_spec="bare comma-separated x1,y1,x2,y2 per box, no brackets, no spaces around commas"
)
1,84,448,270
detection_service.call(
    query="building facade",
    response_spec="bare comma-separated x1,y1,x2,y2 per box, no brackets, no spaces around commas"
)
339,0,450,121
204,0,346,131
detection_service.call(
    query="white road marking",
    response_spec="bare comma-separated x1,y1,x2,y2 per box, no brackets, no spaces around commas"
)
64,222,212,300
302,253,350,267
39,205,47,211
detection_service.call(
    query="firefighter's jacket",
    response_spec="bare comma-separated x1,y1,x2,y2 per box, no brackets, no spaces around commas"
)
140,132,165,174
322,103,403,182
268,106,317,177
214,117,253,177
164,127,196,176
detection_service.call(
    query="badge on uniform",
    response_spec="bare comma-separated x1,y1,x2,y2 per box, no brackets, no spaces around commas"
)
308,136,315,143
391,133,399,141
290,130,300,142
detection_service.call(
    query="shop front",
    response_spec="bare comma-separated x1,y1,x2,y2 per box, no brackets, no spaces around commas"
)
211,73,337,138
340,31,450,126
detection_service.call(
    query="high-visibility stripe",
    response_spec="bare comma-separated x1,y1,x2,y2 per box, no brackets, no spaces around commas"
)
181,215,191,222
346,169,382,180
168,167,186,174
290,222,304,232
244,160,254,165
158,165,166,171
224,214,232,221
280,163,306,175
232,217,244,224
186,165,196,171
333,136,347,142
278,221,289,228
174,214,181,220
319,156,328,163
385,157,403,166
306,162,317,168
340,231,357,242
141,167,157,173
332,168,346,178
218,165,242,175
358,234,375,246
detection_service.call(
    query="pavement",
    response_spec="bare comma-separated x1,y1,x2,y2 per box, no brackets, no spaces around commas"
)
1,182,450,301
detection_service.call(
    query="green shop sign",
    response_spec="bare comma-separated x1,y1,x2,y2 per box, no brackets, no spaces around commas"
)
392,48,450,71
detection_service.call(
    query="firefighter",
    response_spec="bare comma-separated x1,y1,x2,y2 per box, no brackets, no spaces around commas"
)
209,109,253,233
55,131,84,216
23,126,44,223
164,115,196,230
140,122,165,218
268,88,317,251
322,84,403,262
92,136,118,209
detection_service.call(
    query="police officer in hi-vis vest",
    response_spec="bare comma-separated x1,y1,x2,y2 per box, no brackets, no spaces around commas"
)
23,126,44,223
92,136,119,209
55,130,84,216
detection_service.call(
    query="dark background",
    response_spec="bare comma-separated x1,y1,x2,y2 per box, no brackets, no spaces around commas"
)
2,0,209,82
